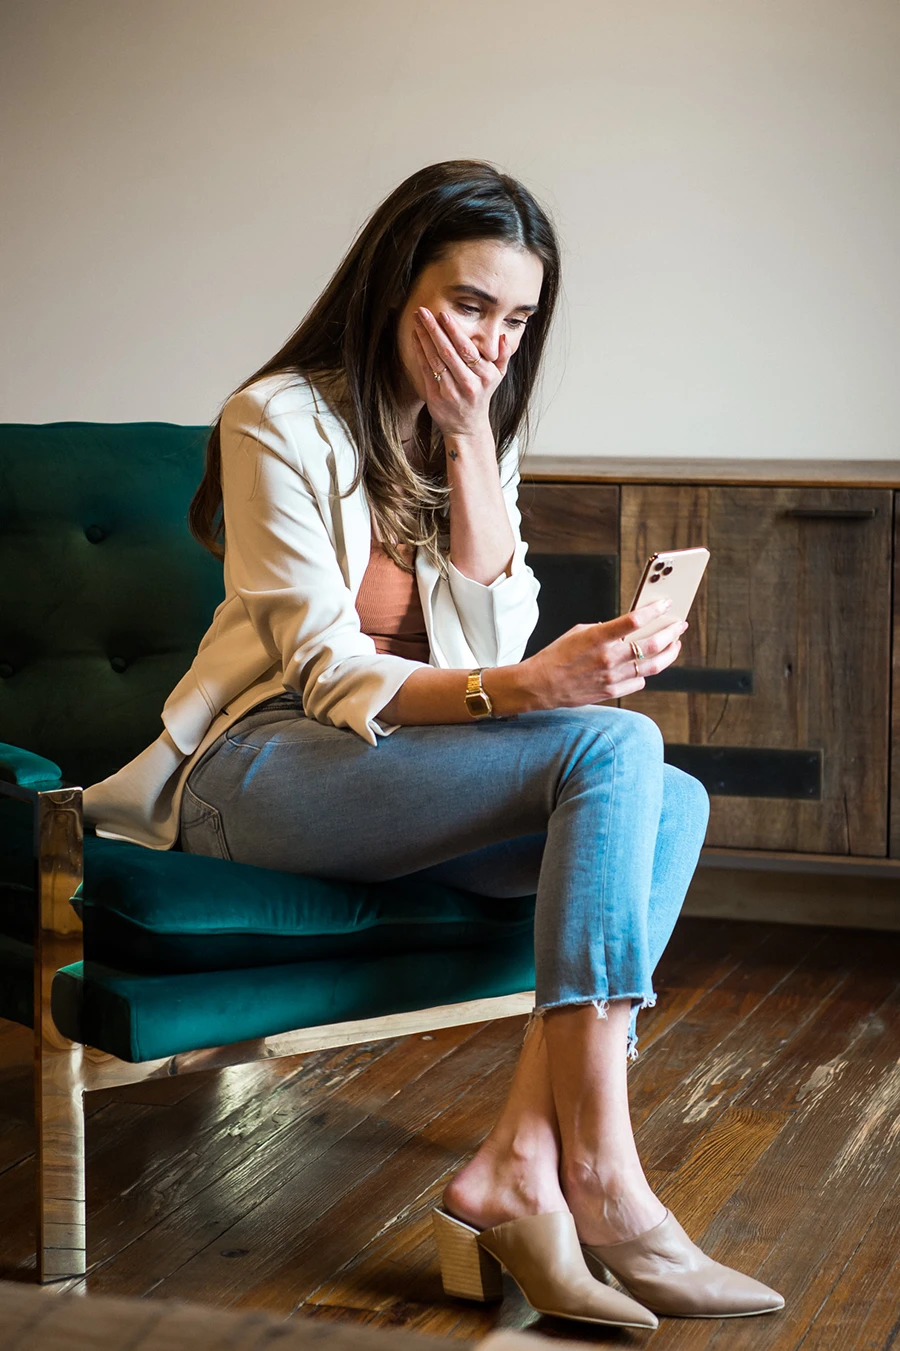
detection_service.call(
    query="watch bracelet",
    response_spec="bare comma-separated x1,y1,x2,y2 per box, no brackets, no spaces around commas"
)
467,667,519,721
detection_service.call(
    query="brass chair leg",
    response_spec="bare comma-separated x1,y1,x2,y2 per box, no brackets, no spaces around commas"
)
34,788,86,1281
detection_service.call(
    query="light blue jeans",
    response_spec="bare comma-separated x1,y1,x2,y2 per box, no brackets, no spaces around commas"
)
180,692,710,1060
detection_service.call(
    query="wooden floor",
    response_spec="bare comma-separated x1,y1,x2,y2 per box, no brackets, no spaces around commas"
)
2,915,900,1349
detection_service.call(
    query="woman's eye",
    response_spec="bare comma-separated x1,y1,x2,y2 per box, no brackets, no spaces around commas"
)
457,304,480,316
506,317,528,329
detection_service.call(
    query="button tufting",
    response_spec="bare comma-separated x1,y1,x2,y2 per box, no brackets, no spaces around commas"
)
0,663,13,679
109,656,128,673
85,525,107,543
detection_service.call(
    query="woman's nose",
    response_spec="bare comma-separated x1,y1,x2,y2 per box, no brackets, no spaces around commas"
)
473,320,503,363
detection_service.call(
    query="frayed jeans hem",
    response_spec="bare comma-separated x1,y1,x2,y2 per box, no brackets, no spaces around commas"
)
528,991,658,1062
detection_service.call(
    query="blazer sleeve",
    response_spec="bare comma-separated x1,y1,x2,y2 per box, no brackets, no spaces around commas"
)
442,436,541,667
219,389,430,746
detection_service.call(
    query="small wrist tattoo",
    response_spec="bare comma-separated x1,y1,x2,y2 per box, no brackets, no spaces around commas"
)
448,447,459,460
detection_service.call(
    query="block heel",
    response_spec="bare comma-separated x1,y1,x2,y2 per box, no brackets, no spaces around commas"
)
432,1208,503,1301
431,1208,658,1329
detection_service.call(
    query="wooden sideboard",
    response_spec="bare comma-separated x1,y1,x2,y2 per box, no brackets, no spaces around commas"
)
518,457,900,876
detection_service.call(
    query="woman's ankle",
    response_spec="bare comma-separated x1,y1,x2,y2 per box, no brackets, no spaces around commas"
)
561,1159,667,1245
443,1137,567,1230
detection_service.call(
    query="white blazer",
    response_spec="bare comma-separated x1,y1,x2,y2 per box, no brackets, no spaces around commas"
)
83,374,542,851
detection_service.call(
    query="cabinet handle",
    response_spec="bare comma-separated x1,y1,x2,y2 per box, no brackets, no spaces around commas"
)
784,508,876,520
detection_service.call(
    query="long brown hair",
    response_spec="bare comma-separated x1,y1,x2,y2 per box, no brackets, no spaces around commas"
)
189,159,561,577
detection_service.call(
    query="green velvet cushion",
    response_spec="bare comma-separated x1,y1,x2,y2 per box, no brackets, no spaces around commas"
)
71,837,536,973
0,801,534,975
0,742,63,788
51,931,536,1062
0,422,220,790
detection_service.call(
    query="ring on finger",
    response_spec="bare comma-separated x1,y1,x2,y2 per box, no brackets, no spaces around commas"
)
463,353,481,367
628,640,645,662
432,367,444,382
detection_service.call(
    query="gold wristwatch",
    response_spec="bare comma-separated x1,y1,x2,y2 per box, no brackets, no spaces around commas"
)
464,667,494,719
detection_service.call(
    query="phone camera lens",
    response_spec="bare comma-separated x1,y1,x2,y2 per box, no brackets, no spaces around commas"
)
648,574,660,583
662,566,673,576
653,562,665,572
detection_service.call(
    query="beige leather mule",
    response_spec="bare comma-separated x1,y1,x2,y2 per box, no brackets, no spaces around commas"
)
581,1207,785,1318
432,1207,658,1329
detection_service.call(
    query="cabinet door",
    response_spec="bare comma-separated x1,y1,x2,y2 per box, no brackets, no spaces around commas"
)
620,484,892,856
519,483,620,660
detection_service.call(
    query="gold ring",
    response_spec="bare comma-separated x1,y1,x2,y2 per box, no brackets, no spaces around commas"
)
463,354,481,367
633,659,640,678
432,369,443,382
629,640,645,662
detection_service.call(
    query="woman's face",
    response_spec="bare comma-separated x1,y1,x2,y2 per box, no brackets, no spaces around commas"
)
396,238,544,406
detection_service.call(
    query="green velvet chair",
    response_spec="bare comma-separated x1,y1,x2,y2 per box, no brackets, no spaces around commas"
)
0,422,537,1282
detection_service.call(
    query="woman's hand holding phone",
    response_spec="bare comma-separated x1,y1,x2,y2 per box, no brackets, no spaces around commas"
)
522,598,687,709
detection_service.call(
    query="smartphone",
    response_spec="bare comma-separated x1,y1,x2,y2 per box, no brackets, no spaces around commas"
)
628,546,710,643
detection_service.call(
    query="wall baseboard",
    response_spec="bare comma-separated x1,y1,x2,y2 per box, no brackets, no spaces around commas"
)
683,867,900,931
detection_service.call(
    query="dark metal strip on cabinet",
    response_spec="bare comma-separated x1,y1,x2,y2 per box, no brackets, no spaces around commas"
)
647,668,754,695
523,553,620,659
784,508,877,520
664,744,822,799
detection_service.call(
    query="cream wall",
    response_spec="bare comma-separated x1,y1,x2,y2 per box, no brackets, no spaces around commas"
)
1,0,898,458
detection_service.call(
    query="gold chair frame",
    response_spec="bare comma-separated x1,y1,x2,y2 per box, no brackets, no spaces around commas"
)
1,779,533,1282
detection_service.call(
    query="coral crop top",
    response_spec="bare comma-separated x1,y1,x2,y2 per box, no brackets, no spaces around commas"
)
354,522,431,664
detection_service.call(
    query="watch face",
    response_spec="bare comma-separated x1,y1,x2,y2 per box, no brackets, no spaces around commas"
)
466,692,491,717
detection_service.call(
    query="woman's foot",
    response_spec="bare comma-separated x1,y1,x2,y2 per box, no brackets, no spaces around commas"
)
443,1136,569,1232
432,1207,661,1329
581,1209,785,1318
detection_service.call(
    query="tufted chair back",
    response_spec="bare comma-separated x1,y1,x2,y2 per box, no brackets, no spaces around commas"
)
0,423,223,789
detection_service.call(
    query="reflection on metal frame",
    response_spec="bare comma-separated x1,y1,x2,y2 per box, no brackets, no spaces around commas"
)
35,788,86,1281
0,774,87,1281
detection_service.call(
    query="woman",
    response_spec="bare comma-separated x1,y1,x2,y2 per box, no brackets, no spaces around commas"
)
83,160,783,1328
